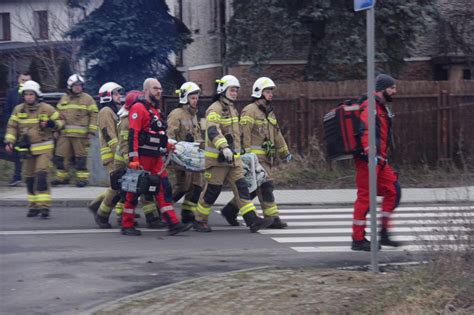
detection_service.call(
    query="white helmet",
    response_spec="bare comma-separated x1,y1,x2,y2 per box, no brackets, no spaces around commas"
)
216,75,240,94
251,77,276,98
67,74,85,89
99,82,123,104
21,80,42,96
176,82,201,104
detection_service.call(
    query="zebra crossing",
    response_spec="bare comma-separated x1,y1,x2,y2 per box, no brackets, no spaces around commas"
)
254,205,474,253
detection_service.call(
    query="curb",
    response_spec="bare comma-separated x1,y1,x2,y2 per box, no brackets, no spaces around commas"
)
84,265,273,315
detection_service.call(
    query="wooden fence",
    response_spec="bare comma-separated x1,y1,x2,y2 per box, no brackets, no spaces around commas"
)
1,80,473,168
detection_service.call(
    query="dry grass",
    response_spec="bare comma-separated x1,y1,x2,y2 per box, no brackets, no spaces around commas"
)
355,217,474,315
271,138,474,189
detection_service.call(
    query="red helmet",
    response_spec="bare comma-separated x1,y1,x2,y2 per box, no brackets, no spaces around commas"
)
125,90,143,110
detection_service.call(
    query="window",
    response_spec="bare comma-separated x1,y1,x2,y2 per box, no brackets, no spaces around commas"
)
34,11,49,40
0,13,11,41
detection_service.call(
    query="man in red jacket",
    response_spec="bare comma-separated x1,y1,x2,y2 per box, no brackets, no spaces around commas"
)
352,74,401,251
123,78,192,236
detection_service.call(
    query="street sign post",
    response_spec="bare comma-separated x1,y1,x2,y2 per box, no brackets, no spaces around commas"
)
355,0,379,273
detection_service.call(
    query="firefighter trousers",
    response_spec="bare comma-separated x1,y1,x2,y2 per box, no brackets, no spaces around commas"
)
352,158,401,241
172,168,203,214
23,151,53,209
53,136,89,182
226,161,279,217
196,159,257,222
123,156,178,228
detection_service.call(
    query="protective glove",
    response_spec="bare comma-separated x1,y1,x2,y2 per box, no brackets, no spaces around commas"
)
5,143,13,153
222,147,234,163
128,161,141,170
282,153,293,163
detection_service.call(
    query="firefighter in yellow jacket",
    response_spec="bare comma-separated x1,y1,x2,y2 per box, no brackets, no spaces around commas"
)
88,82,124,228
52,74,98,187
194,75,273,232
4,80,65,218
167,82,203,224
221,77,292,228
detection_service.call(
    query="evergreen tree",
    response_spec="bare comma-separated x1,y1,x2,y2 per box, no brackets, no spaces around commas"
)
67,0,192,92
226,0,438,80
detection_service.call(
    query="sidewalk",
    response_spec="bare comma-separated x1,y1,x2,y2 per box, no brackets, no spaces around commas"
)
0,185,473,207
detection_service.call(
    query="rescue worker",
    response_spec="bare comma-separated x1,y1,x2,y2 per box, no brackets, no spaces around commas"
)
88,82,124,227
220,77,292,228
194,75,273,233
167,82,203,224
123,78,191,236
110,90,166,229
4,80,64,218
352,73,401,251
52,74,98,187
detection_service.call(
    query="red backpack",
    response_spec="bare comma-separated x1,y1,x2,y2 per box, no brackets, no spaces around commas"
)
323,100,363,161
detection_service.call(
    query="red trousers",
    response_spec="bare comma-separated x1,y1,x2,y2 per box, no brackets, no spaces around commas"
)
123,155,178,228
352,158,401,241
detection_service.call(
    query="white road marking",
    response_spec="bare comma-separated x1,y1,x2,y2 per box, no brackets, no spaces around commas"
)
285,219,469,226
290,244,468,253
272,235,469,243
0,226,247,236
258,226,469,235
278,212,473,219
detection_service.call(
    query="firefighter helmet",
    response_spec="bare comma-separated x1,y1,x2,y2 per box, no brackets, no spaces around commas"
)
251,77,276,98
98,82,123,104
21,80,42,96
216,75,240,94
176,82,201,104
67,74,85,90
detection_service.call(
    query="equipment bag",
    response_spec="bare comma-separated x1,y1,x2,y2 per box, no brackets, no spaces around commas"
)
120,169,150,193
323,100,362,161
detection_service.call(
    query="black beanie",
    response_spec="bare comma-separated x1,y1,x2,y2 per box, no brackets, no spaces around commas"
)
375,74,395,92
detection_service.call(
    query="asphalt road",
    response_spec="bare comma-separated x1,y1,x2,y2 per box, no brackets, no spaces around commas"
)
1,204,472,314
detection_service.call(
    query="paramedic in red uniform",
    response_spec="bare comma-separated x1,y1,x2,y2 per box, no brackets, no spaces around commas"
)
123,78,192,236
352,74,401,251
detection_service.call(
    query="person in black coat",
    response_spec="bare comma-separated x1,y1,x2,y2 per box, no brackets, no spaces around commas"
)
2,72,31,186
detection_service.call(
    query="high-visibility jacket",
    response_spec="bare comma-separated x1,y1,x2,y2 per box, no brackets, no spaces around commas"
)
167,104,202,143
57,92,98,137
5,102,64,155
240,102,289,164
97,105,119,165
204,97,241,167
114,108,130,164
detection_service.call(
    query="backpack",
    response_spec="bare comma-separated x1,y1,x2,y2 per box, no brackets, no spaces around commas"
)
323,100,363,161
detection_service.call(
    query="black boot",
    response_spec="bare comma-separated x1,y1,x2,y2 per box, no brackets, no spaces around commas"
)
121,227,142,236
181,209,195,224
220,203,240,226
168,222,193,235
380,229,400,247
39,208,50,219
243,211,273,233
192,220,212,232
95,214,112,229
145,213,167,229
351,238,381,251
268,216,288,229
88,199,102,215
26,209,40,217
76,180,88,188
